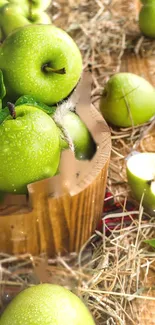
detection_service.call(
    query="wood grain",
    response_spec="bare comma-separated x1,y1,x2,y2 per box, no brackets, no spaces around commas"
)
121,54,155,86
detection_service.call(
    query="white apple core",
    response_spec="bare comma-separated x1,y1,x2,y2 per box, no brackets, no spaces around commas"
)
127,153,155,180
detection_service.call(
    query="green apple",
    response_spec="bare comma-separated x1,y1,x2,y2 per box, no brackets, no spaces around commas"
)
0,284,95,325
0,26,5,43
29,11,51,24
0,24,83,105
8,0,28,9
28,0,52,11
0,4,31,39
0,0,8,38
0,103,60,194
0,3,51,40
0,0,8,7
8,0,51,12
140,0,155,4
0,70,6,111
126,152,155,211
100,73,155,127
0,69,6,109
139,4,155,38
58,111,96,160
0,27,3,41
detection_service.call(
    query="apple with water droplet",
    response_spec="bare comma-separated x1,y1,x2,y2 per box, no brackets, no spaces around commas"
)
0,283,96,325
0,4,31,39
0,0,8,8
0,3,51,41
139,4,155,38
58,111,96,160
0,103,60,194
8,0,51,12
100,73,155,127
0,24,83,105
126,152,155,211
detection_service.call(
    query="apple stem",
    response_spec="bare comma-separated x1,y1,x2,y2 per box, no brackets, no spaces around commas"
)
42,64,66,75
7,102,16,119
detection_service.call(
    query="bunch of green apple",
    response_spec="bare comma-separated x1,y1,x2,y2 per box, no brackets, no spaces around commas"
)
99,72,155,127
139,0,155,38
0,99,96,195
0,23,96,195
0,0,52,41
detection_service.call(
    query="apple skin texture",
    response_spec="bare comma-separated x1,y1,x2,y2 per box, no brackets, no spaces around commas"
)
139,5,155,38
0,4,31,38
28,11,51,24
0,3,51,40
0,284,96,325
0,105,60,194
59,112,96,160
100,73,155,127
140,0,155,4
0,0,8,8
126,153,155,211
0,27,4,41
0,24,83,105
8,0,51,12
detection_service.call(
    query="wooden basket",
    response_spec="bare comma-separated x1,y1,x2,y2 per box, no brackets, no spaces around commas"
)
0,72,111,257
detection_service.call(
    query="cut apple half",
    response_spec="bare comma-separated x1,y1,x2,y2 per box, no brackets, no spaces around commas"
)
126,152,155,211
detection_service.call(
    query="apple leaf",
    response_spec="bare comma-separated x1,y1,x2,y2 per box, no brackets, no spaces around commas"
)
0,69,6,100
144,239,155,248
0,106,10,124
15,95,56,116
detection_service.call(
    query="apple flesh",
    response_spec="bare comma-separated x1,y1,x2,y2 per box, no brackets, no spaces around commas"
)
0,284,95,325
0,24,83,105
126,152,155,211
139,4,155,38
0,104,60,194
58,111,96,160
100,73,155,127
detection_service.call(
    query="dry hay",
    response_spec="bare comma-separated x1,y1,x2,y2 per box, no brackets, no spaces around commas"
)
0,1,155,325
53,0,155,94
52,0,155,200
0,206,155,325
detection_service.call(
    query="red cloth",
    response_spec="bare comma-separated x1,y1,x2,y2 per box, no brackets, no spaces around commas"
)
97,189,138,232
